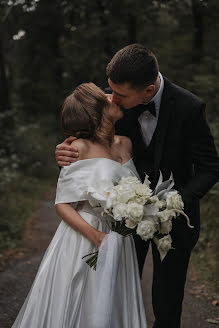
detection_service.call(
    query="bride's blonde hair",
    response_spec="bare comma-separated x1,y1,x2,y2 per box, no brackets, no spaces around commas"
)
61,83,114,145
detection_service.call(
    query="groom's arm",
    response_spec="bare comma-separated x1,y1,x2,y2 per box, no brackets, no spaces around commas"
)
179,102,219,208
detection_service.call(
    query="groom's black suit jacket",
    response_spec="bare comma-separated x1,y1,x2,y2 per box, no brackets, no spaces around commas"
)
115,77,219,251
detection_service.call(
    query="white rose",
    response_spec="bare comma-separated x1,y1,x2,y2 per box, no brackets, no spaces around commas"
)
148,196,166,210
134,184,152,197
165,191,184,211
158,199,167,210
119,176,140,186
159,220,172,234
116,189,136,203
114,183,137,203
125,218,138,229
149,195,159,204
112,203,127,221
157,209,177,222
134,184,152,204
115,184,131,193
136,218,157,241
157,234,172,261
126,202,144,222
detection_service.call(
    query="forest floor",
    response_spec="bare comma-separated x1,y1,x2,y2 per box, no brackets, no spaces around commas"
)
0,188,218,328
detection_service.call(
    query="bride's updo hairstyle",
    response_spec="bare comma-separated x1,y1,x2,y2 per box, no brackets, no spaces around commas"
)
61,83,114,145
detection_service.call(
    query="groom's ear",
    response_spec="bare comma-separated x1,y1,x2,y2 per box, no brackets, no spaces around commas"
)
144,84,155,99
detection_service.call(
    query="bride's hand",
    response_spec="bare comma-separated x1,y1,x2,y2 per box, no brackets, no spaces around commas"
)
95,231,107,250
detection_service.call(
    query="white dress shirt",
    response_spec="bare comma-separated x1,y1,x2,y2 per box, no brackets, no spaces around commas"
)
138,72,164,146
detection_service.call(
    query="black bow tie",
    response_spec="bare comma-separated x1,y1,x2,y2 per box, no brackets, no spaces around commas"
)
136,101,156,118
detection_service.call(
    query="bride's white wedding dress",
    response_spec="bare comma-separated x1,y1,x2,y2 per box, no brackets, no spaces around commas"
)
12,158,147,328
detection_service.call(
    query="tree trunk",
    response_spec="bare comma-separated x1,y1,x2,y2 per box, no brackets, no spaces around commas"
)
191,0,203,63
0,35,10,112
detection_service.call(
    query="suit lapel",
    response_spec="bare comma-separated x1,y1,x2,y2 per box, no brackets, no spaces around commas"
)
154,78,175,179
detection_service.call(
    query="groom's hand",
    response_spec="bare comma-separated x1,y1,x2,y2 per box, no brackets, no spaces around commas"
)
55,136,79,166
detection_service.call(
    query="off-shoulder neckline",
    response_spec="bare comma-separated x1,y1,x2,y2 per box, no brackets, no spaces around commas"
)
66,157,133,167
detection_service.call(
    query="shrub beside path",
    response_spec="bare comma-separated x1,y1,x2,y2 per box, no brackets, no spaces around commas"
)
0,189,218,327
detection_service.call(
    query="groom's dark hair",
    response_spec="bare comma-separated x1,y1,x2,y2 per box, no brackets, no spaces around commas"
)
106,44,159,89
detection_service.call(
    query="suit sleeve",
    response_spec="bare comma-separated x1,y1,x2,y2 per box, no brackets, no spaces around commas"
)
179,103,219,208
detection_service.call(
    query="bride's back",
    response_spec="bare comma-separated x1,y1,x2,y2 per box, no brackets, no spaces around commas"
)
72,135,132,164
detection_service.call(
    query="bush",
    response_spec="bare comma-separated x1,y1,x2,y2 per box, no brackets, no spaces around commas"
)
0,116,59,256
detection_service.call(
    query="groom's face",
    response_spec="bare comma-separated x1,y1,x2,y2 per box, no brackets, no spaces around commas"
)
108,78,151,109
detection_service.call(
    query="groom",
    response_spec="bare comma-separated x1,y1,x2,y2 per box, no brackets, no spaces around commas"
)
55,44,219,328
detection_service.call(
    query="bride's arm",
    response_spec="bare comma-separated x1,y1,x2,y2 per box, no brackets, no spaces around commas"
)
56,203,106,249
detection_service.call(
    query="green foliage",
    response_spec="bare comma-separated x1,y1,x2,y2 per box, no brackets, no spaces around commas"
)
0,115,59,255
0,174,57,255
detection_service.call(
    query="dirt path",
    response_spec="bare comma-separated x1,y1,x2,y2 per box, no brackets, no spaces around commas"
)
0,189,218,327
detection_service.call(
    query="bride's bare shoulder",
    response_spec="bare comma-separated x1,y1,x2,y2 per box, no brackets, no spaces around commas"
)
114,135,132,152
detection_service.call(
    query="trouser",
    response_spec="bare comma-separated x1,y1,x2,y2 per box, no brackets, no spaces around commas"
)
134,232,191,328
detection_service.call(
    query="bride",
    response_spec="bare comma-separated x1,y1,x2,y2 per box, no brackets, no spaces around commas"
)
12,83,147,328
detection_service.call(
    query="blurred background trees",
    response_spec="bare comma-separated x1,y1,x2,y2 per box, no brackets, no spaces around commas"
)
0,0,218,289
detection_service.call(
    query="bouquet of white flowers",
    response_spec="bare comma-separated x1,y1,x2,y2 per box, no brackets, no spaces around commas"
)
82,172,193,269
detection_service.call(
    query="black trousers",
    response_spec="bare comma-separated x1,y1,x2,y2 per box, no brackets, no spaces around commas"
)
134,232,191,328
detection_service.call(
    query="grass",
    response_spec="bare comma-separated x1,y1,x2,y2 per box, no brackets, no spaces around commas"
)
0,174,58,257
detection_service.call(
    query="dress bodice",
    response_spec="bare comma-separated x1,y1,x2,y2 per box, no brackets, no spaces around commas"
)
55,158,140,205
122,158,139,177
